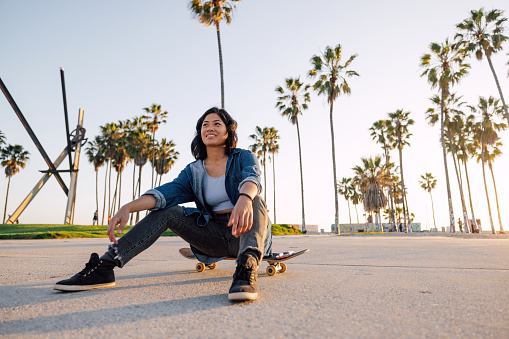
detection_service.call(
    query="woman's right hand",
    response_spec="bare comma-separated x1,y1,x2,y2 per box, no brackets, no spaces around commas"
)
107,205,130,244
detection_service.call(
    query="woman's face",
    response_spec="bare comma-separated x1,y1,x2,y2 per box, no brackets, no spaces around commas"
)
201,113,228,147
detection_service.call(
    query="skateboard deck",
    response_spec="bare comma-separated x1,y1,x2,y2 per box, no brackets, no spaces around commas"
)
179,248,309,276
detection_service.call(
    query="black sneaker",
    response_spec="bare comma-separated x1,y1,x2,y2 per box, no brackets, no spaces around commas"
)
53,253,116,291
228,254,259,301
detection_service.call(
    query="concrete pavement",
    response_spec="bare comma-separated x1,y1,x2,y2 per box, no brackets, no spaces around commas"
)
1,234,508,338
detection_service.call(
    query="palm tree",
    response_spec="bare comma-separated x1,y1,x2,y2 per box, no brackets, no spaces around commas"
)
0,130,5,149
309,44,359,234
419,173,437,229
1,145,30,223
350,184,361,224
387,110,414,232
484,142,505,233
426,93,471,233
456,8,509,126
143,104,168,189
470,96,507,234
128,127,152,223
85,136,105,224
337,177,353,228
352,156,390,231
154,138,179,186
100,122,121,221
266,127,280,224
275,77,311,231
249,126,270,202
189,0,241,108
370,120,396,227
420,39,470,232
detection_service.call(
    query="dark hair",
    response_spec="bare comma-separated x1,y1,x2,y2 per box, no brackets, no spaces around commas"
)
191,107,238,160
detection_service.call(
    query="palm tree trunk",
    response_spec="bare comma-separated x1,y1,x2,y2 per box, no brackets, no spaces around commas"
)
111,171,120,216
384,146,396,230
215,21,225,108
462,160,478,233
130,164,136,226
107,161,113,218
488,161,504,233
95,169,99,222
481,145,495,234
3,176,11,224
397,143,408,233
136,165,143,223
429,191,437,229
354,204,359,223
102,161,108,225
440,90,456,232
347,200,352,226
485,54,509,126
262,151,267,202
151,131,155,189
118,169,123,212
272,152,276,224
329,99,339,234
446,130,470,233
295,118,306,232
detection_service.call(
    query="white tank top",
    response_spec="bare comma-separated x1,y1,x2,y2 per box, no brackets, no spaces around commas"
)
203,163,234,212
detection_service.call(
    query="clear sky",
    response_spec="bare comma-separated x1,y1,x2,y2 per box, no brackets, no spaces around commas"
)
1,0,508,232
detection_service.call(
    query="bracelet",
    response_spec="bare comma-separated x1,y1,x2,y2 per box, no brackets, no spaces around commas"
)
239,193,254,202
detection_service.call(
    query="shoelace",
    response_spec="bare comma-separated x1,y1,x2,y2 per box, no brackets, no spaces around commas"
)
233,265,255,283
78,261,100,276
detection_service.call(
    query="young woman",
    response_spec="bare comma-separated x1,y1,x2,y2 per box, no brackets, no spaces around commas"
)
54,107,272,302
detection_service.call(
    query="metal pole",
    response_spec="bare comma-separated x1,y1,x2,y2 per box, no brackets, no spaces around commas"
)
0,77,69,195
6,148,68,224
60,67,74,174
64,109,85,224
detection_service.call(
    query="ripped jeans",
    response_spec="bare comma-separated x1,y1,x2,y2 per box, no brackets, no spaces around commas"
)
104,196,272,268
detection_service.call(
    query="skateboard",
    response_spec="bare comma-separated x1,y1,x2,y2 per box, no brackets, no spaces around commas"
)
179,248,309,276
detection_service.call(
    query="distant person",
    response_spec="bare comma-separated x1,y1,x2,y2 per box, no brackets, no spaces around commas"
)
458,218,463,233
53,108,272,302
92,210,98,226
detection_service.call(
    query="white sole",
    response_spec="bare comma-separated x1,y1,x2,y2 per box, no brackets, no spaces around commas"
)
53,282,116,291
228,291,258,301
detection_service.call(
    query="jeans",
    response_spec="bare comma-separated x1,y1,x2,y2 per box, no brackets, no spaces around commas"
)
106,196,270,268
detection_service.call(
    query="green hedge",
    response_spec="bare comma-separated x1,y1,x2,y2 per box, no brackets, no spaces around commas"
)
271,224,303,235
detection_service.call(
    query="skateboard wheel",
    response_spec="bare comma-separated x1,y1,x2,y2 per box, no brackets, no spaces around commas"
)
266,265,277,276
196,263,205,272
279,263,287,273
207,263,216,270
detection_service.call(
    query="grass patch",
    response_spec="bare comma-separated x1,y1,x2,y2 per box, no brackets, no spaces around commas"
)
272,224,302,235
0,224,176,240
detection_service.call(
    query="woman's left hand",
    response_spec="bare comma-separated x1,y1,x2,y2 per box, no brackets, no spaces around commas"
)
228,196,253,237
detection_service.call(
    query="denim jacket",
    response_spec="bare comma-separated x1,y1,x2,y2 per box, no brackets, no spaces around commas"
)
143,148,272,262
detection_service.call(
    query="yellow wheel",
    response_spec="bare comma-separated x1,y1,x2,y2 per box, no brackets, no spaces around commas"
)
266,265,277,276
196,263,205,272
207,263,217,270
280,263,287,273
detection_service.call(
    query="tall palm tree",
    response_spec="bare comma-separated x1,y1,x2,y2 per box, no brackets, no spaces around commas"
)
456,8,509,126
387,110,414,232
275,77,310,231
249,126,270,202
420,39,470,232
470,96,507,233
85,136,105,224
143,104,168,189
337,177,353,227
266,127,280,224
370,119,396,227
189,0,241,108
352,156,390,231
309,44,359,234
1,144,30,223
419,173,437,229
128,127,152,223
100,122,121,221
154,138,179,187
426,93,471,233
484,142,505,233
